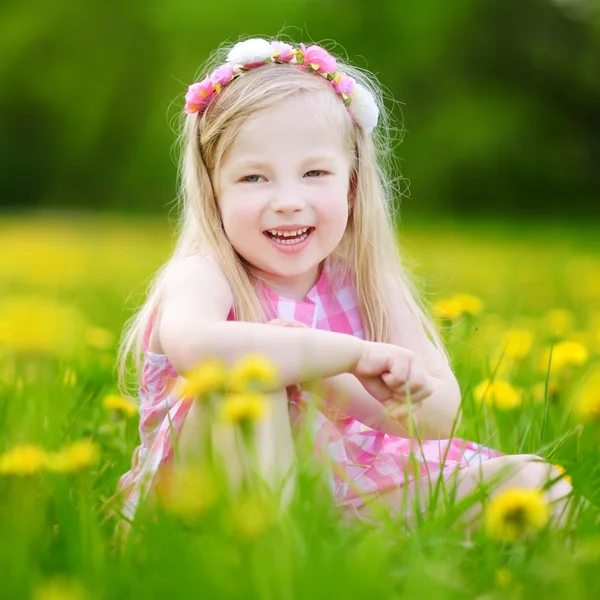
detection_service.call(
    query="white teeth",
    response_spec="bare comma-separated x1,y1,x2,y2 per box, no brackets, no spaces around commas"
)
267,227,309,237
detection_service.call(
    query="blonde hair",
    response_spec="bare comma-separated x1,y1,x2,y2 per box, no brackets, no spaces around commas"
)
116,37,450,397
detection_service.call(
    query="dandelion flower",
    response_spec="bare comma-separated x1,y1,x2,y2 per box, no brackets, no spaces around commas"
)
46,440,100,473
220,392,270,423
103,393,137,417
554,464,573,486
181,359,228,399
501,329,534,361
433,298,463,320
532,381,560,404
574,381,600,424
156,465,217,518
453,293,483,316
474,379,522,410
229,354,278,392
433,294,483,320
230,495,270,539
0,296,86,358
544,308,575,337
0,444,48,475
484,487,550,542
540,340,588,374
85,326,115,350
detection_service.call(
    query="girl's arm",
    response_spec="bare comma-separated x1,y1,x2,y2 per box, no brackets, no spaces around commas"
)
316,373,415,437
268,319,416,437
384,278,462,439
158,256,366,387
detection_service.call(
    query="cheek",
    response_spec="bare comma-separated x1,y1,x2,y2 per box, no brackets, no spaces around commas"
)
315,186,349,226
219,193,260,236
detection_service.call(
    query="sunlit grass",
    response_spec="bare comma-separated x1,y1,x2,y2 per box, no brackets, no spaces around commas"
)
1,213,599,599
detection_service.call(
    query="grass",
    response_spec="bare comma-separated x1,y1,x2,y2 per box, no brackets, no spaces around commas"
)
1,213,600,600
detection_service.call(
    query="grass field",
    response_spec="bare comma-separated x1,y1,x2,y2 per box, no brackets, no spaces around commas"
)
1,213,599,600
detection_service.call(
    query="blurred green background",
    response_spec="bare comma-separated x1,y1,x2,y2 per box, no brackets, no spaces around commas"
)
1,0,599,220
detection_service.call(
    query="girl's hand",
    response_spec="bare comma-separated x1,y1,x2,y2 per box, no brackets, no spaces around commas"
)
353,341,434,421
267,319,309,329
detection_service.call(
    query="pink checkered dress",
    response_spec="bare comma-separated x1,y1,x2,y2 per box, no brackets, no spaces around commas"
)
118,260,502,520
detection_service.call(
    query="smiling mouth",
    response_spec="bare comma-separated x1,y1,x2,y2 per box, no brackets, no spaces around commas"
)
263,227,315,245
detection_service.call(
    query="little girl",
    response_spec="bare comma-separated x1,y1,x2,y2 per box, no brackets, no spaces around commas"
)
117,37,571,525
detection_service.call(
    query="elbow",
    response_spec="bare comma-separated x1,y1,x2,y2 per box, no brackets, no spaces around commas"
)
418,379,462,440
162,324,221,376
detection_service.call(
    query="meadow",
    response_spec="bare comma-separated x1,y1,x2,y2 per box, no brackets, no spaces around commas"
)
1,213,599,600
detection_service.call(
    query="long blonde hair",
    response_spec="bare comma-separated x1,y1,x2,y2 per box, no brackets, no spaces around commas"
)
116,37,450,398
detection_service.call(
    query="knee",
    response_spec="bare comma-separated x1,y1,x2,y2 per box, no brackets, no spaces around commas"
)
497,454,558,488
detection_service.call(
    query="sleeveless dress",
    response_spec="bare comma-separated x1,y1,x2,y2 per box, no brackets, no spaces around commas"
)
118,261,502,521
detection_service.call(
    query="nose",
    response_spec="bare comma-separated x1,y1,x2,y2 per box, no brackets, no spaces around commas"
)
269,183,306,213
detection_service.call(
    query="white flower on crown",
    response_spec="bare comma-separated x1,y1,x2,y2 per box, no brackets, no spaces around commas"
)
227,38,273,66
350,83,379,133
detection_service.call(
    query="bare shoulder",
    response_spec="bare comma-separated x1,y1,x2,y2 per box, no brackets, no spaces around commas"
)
152,255,234,357
161,255,233,307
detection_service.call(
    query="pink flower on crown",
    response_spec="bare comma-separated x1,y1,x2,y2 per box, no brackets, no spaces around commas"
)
210,64,235,93
184,76,215,114
332,73,356,96
298,44,336,74
270,41,295,63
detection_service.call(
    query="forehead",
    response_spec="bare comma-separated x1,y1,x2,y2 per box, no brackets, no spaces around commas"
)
223,91,352,165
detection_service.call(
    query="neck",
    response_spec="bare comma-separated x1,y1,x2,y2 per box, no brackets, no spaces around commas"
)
255,263,323,301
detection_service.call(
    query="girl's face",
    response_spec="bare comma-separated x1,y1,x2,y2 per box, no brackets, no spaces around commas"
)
215,92,353,299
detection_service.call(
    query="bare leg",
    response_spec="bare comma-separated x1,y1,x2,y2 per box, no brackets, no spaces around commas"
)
357,454,574,528
452,454,573,526
178,389,296,502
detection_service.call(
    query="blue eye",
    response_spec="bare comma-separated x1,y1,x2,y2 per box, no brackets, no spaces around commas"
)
242,175,263,183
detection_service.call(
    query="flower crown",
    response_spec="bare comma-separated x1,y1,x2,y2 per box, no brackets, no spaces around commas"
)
184,38,379,132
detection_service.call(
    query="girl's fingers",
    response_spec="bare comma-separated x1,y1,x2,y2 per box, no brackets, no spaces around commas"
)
268,318,308,328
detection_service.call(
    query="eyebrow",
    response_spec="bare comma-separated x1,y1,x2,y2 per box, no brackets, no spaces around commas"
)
227,154,341,171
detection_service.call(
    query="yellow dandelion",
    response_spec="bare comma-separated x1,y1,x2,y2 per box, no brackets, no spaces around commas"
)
229,354,278,392
156,465,218,518
453,293,484,316
433,298,463,320
46,440,100,473
554,464,573,486
220,393,270,423
484,487,550,542
0,444,48,475
433,293,483,320
531,381,560,404
540,340,589,374
102,393,137,417
474,379,522,410
33,578,87,600
501,329,534,361
85,326,115,351
544,308,575,337
0,296,86,358
495,568,512,589
230,495,271,540
574,385,600,424
181,359,228,399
